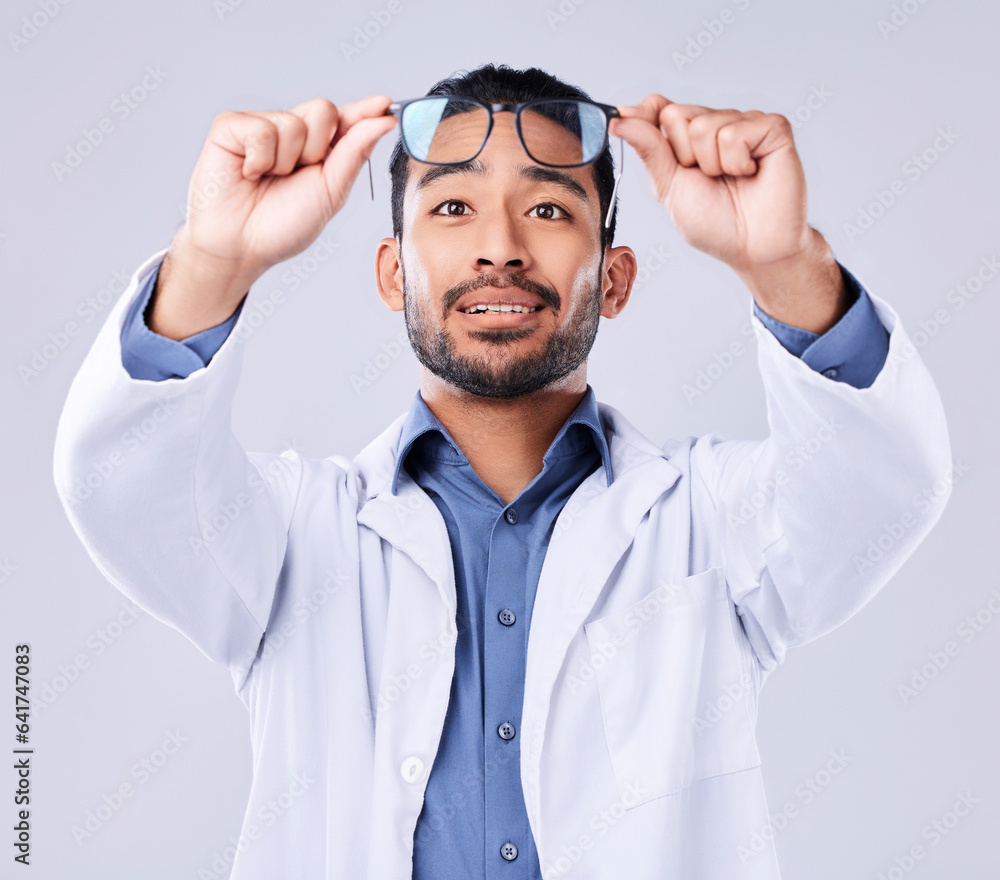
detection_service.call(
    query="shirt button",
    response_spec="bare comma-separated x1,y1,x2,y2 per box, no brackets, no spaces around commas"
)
399,756,425,783
821,367,839,379
504,508,518,524
498,721,516,740
500,842,518,861
498,608,516,626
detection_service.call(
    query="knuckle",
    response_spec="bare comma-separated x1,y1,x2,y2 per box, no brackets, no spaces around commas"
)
282,114,308,136
214,108,238,126
717,125,741,146
660,103,685,123
688,115,712,135
768,112,792,131
254,119,279,142
315,98,339,120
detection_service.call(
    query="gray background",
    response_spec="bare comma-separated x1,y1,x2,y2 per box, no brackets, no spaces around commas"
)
2,0,997,876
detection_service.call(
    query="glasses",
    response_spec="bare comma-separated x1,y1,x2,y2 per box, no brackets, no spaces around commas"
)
364,95,625,228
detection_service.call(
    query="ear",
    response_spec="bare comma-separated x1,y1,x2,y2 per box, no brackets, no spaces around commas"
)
600,245,637,318
376,237,404,312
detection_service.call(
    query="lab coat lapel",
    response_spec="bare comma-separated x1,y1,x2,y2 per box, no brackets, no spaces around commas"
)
520,402,686,846
356,470,457,615
353,411,457,614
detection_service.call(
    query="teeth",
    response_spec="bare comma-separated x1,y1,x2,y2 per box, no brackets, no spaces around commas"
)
462,304,539,314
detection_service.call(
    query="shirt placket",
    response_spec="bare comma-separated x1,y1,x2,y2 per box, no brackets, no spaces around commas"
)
484,485,539,878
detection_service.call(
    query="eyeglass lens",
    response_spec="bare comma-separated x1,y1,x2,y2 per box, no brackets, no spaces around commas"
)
399,97,609,167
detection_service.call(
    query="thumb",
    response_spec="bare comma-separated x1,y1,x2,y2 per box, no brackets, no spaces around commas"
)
320,113,399,211
611,115,679,203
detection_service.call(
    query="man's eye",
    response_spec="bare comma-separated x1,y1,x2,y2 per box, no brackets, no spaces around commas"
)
431,200,471,216
529,203,569,220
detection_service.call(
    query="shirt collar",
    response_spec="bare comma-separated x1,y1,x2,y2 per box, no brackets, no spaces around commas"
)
390,384,614,495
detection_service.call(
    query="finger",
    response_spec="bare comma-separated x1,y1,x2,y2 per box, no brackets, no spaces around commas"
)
715,111,771,176
615,93,674,126
329,94,396,147
286,98,341,166
240,110,309,178
654,103,713,167
609,113,680,204
320,112,399,207
686,110,747,177
207,110,286,181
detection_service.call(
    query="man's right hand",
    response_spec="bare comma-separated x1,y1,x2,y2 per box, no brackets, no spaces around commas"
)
149,95,398,341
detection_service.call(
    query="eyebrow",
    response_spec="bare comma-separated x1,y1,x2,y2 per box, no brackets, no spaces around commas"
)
415,159,590,204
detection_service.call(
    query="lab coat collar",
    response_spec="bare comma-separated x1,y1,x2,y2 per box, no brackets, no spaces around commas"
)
355,395,683,617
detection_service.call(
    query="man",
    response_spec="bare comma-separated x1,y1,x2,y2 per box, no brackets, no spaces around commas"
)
53,63,951,879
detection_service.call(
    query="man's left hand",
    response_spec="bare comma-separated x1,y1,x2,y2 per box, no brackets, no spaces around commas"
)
610,95,847,333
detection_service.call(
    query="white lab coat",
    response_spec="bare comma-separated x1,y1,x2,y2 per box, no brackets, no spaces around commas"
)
53,246,952,879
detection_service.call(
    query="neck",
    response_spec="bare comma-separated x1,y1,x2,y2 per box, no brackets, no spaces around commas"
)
418,366,588,505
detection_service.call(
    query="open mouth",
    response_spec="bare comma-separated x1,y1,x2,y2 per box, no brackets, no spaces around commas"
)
460,303,542,315
456,303,546,327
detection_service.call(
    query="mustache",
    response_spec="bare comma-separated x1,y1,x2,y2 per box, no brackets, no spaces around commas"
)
444,272,560,312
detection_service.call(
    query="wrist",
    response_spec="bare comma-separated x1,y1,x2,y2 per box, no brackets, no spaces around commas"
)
730,229,847,335
149,228,262,340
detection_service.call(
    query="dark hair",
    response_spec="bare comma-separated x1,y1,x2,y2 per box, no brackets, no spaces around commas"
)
388,63,618,252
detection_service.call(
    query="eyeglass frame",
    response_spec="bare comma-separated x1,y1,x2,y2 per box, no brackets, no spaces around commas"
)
366,95,625,229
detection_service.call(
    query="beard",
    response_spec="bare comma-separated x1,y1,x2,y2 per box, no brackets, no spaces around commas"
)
402,263,604,400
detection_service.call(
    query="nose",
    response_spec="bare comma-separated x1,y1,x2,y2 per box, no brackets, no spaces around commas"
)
473,210,530,273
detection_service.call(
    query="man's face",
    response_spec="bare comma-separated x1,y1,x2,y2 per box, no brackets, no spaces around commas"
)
392,111,612,400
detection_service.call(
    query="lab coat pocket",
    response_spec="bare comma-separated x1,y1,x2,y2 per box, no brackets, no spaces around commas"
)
583,566,760,809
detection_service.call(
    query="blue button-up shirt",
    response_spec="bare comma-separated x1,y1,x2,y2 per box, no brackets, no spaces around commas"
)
120,257,889,877
393,383,611,876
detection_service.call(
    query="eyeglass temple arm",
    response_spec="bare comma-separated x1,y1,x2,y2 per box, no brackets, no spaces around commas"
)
605,136,624,230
